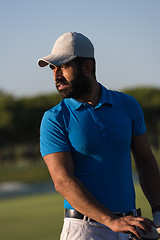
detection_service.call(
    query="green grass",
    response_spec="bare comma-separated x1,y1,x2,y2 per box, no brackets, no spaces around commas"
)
0,162,50,183
135,183,152,219
0,193,64,240
0,183,153,240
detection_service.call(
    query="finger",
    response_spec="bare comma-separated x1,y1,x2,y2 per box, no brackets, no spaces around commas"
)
125,231,139,240
127,226,141,239
139,218,155,232
129,233,139,240
129,217,154,233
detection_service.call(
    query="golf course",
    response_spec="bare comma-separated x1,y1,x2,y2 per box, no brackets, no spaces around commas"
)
0,183,153,240
0,88,159,240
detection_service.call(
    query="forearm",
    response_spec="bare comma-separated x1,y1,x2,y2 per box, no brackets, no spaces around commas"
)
55,173,114,226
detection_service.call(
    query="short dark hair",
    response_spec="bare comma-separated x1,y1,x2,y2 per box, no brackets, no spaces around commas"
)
73,57,96,77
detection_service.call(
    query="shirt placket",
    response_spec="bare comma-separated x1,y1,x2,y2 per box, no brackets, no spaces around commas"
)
88,106,107,140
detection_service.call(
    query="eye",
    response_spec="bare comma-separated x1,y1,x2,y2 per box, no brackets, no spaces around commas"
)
61,63,70,69
61,65,67,69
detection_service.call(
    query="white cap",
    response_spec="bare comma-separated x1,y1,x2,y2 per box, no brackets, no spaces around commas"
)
38,32,94,67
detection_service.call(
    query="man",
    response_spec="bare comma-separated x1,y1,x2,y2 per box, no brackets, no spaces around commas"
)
38,32,160,240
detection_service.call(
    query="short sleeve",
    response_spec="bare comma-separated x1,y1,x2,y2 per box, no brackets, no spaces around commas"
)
132,99,147,136
40,111,71,157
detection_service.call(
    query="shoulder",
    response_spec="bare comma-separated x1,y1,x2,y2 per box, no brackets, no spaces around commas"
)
42,99,68,121
109,89,135,101
109,89,141,108
40,101,65,130
41,99,75,130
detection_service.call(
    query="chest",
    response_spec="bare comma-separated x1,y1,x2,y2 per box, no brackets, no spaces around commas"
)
64,105,133,155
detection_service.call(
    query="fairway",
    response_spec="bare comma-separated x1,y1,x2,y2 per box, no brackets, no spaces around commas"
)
0,183,152,240
0,193,64,240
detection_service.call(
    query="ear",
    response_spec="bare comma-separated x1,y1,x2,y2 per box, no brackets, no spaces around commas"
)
82,60,94,77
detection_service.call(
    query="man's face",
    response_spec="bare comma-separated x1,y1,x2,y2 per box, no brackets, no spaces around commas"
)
50,60,92,99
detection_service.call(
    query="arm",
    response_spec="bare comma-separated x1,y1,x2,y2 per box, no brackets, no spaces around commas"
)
44,151,153,238
131,132,160,208
44,152,113,223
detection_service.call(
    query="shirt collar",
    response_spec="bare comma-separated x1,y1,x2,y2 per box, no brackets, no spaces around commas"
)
64,83,113,110
95,83,113,109
64,98,84,110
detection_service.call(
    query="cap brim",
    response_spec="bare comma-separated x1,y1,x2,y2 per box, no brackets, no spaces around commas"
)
37,54,77,67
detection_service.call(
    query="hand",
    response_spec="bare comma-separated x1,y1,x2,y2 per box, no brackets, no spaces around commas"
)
108,215,154,239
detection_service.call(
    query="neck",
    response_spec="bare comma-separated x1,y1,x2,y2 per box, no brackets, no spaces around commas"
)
77,80,101,107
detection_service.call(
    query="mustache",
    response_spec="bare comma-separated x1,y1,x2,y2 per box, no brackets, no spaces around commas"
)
55,77,68,85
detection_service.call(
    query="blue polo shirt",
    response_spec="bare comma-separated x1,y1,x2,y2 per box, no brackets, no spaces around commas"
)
40,84,146,213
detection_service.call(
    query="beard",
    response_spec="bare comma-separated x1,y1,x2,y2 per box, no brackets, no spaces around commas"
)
55,69,92,99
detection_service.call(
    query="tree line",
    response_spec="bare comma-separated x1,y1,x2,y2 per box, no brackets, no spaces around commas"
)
0,87,160,164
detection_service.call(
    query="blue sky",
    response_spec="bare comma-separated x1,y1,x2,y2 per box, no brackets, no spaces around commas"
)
0,0,160,97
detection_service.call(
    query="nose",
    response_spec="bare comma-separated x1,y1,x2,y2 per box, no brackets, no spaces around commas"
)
53,66,62,79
